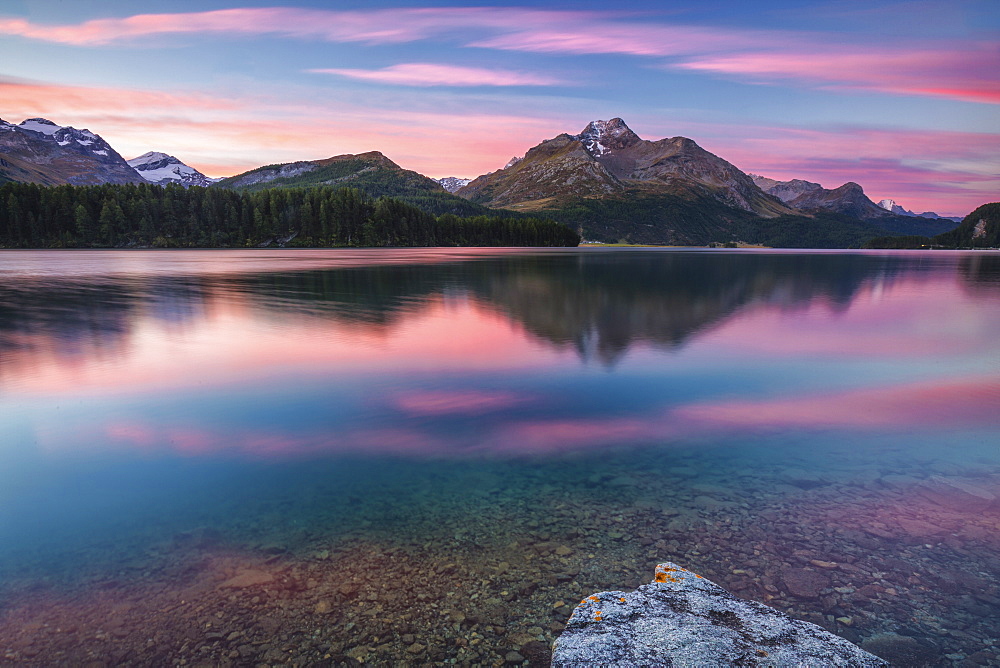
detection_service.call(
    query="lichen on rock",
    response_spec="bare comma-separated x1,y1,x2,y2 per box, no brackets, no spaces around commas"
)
552,562,888,667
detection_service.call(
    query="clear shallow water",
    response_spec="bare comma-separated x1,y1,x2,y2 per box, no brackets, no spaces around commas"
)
1,248,998,666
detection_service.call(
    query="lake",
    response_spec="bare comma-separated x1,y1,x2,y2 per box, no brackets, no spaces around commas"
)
1,248,998,666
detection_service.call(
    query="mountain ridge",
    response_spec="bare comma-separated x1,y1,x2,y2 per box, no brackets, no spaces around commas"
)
0,114,972,247
455,118,960,245
877,198,961,222
213,151,499,218
1,117,144,186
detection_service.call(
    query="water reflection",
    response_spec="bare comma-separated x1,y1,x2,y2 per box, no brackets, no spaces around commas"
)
4,250,990,379
1,249,999,666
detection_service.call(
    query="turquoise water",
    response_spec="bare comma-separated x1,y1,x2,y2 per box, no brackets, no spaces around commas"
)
1,248,998,666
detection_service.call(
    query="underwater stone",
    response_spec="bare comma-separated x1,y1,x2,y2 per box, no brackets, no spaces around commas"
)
552,562,887,667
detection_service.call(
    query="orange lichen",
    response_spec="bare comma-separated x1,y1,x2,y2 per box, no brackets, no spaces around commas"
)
594,611,603,621
619,597,626,603
587,595,600,602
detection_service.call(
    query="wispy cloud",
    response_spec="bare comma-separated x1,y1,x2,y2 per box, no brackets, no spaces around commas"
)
677,45,1000,105
0,7,595,46
469,23,765,56
309,63,559,87
2,6,995,106
0,75,236,116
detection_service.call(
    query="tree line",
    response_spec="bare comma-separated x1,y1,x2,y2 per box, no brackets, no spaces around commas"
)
0,182,580,248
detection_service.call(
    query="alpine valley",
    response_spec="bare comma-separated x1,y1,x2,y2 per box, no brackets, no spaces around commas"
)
0,115,982,248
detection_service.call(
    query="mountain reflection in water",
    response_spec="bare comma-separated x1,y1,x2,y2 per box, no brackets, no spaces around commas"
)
5,250,994,375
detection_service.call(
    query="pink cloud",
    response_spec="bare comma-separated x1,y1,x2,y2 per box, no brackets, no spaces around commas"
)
675,377,1000,431
677,45,1000,105
309,63,558,87
0,76,236,116
395,390,529,416
0,75,571,180
3,7,994,109
0,7,598,46
469,24,764,57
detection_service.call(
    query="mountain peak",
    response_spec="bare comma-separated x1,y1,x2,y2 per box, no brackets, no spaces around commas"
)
19,118,64,136
127,151,215,187
129,151,174,164
576,118,640,156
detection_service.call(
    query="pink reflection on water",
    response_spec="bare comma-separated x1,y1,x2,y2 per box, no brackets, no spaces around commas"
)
701,275,999,359
490,418,665,452
49,371,1000,460
5,296,562,397
394,390,529,416
675,376,1000,431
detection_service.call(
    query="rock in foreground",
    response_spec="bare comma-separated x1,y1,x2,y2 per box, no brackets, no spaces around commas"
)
552,562,887,667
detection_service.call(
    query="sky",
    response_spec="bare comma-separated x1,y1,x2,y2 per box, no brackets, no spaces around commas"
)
1,0,998,216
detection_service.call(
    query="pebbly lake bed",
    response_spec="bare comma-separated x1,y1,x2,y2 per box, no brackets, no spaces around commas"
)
1,247,998,666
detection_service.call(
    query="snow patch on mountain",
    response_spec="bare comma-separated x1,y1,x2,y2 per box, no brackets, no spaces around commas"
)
128,151,216,187
18,118,63,136
436,176,471,193
18,118,130,160
575,118,639,157
877,197,961,222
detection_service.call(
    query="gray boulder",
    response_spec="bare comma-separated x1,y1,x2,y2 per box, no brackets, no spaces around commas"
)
552,562,887,667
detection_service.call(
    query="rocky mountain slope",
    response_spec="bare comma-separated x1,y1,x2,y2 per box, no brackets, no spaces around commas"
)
750,174,887,220
0,117,144,186
213,151,495,217
127,152,216,187
459,118,791,219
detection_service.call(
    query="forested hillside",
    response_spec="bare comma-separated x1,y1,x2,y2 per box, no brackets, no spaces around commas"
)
213,152,495,218
0,182,580,248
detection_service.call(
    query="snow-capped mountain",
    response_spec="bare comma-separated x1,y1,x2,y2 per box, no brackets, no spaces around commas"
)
877,198,961,222
575,118,641,157
436,176,471,193
877,198,901,213
128,151,217,187
0,117,144,185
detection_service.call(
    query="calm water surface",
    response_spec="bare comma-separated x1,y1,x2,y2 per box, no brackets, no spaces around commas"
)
1,248,999,666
